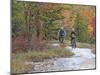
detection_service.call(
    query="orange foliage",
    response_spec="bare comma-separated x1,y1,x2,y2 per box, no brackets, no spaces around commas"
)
88,25,93,33
62,10,71,27
82,7,95,35
82,7,95,24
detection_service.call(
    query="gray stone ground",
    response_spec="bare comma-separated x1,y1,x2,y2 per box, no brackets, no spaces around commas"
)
25,43,95,73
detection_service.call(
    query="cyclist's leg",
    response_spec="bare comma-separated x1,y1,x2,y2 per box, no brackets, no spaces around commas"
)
71,38,73,47
61,37,63,43
59,36,63,43
62,36,64,43
74,39,76,48
72,39,74,48
72,38,76,49
59,36,61,43
73,38,76,48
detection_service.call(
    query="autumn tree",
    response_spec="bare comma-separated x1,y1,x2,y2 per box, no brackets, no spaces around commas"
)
74,13,89,42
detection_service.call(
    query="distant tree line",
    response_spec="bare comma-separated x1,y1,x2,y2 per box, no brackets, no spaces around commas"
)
12,0,96,51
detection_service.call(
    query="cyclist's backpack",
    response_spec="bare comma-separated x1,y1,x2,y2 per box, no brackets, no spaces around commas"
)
59,29,65,36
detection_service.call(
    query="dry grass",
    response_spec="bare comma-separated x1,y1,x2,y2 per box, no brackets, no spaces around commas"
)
76,42,96,54
11,59,32,74
11,49,74,73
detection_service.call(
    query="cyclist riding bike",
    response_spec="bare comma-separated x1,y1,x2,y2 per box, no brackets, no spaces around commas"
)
70,28,76,49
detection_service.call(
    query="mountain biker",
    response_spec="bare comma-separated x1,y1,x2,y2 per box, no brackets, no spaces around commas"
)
70,28,76,48
58,27,66,43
